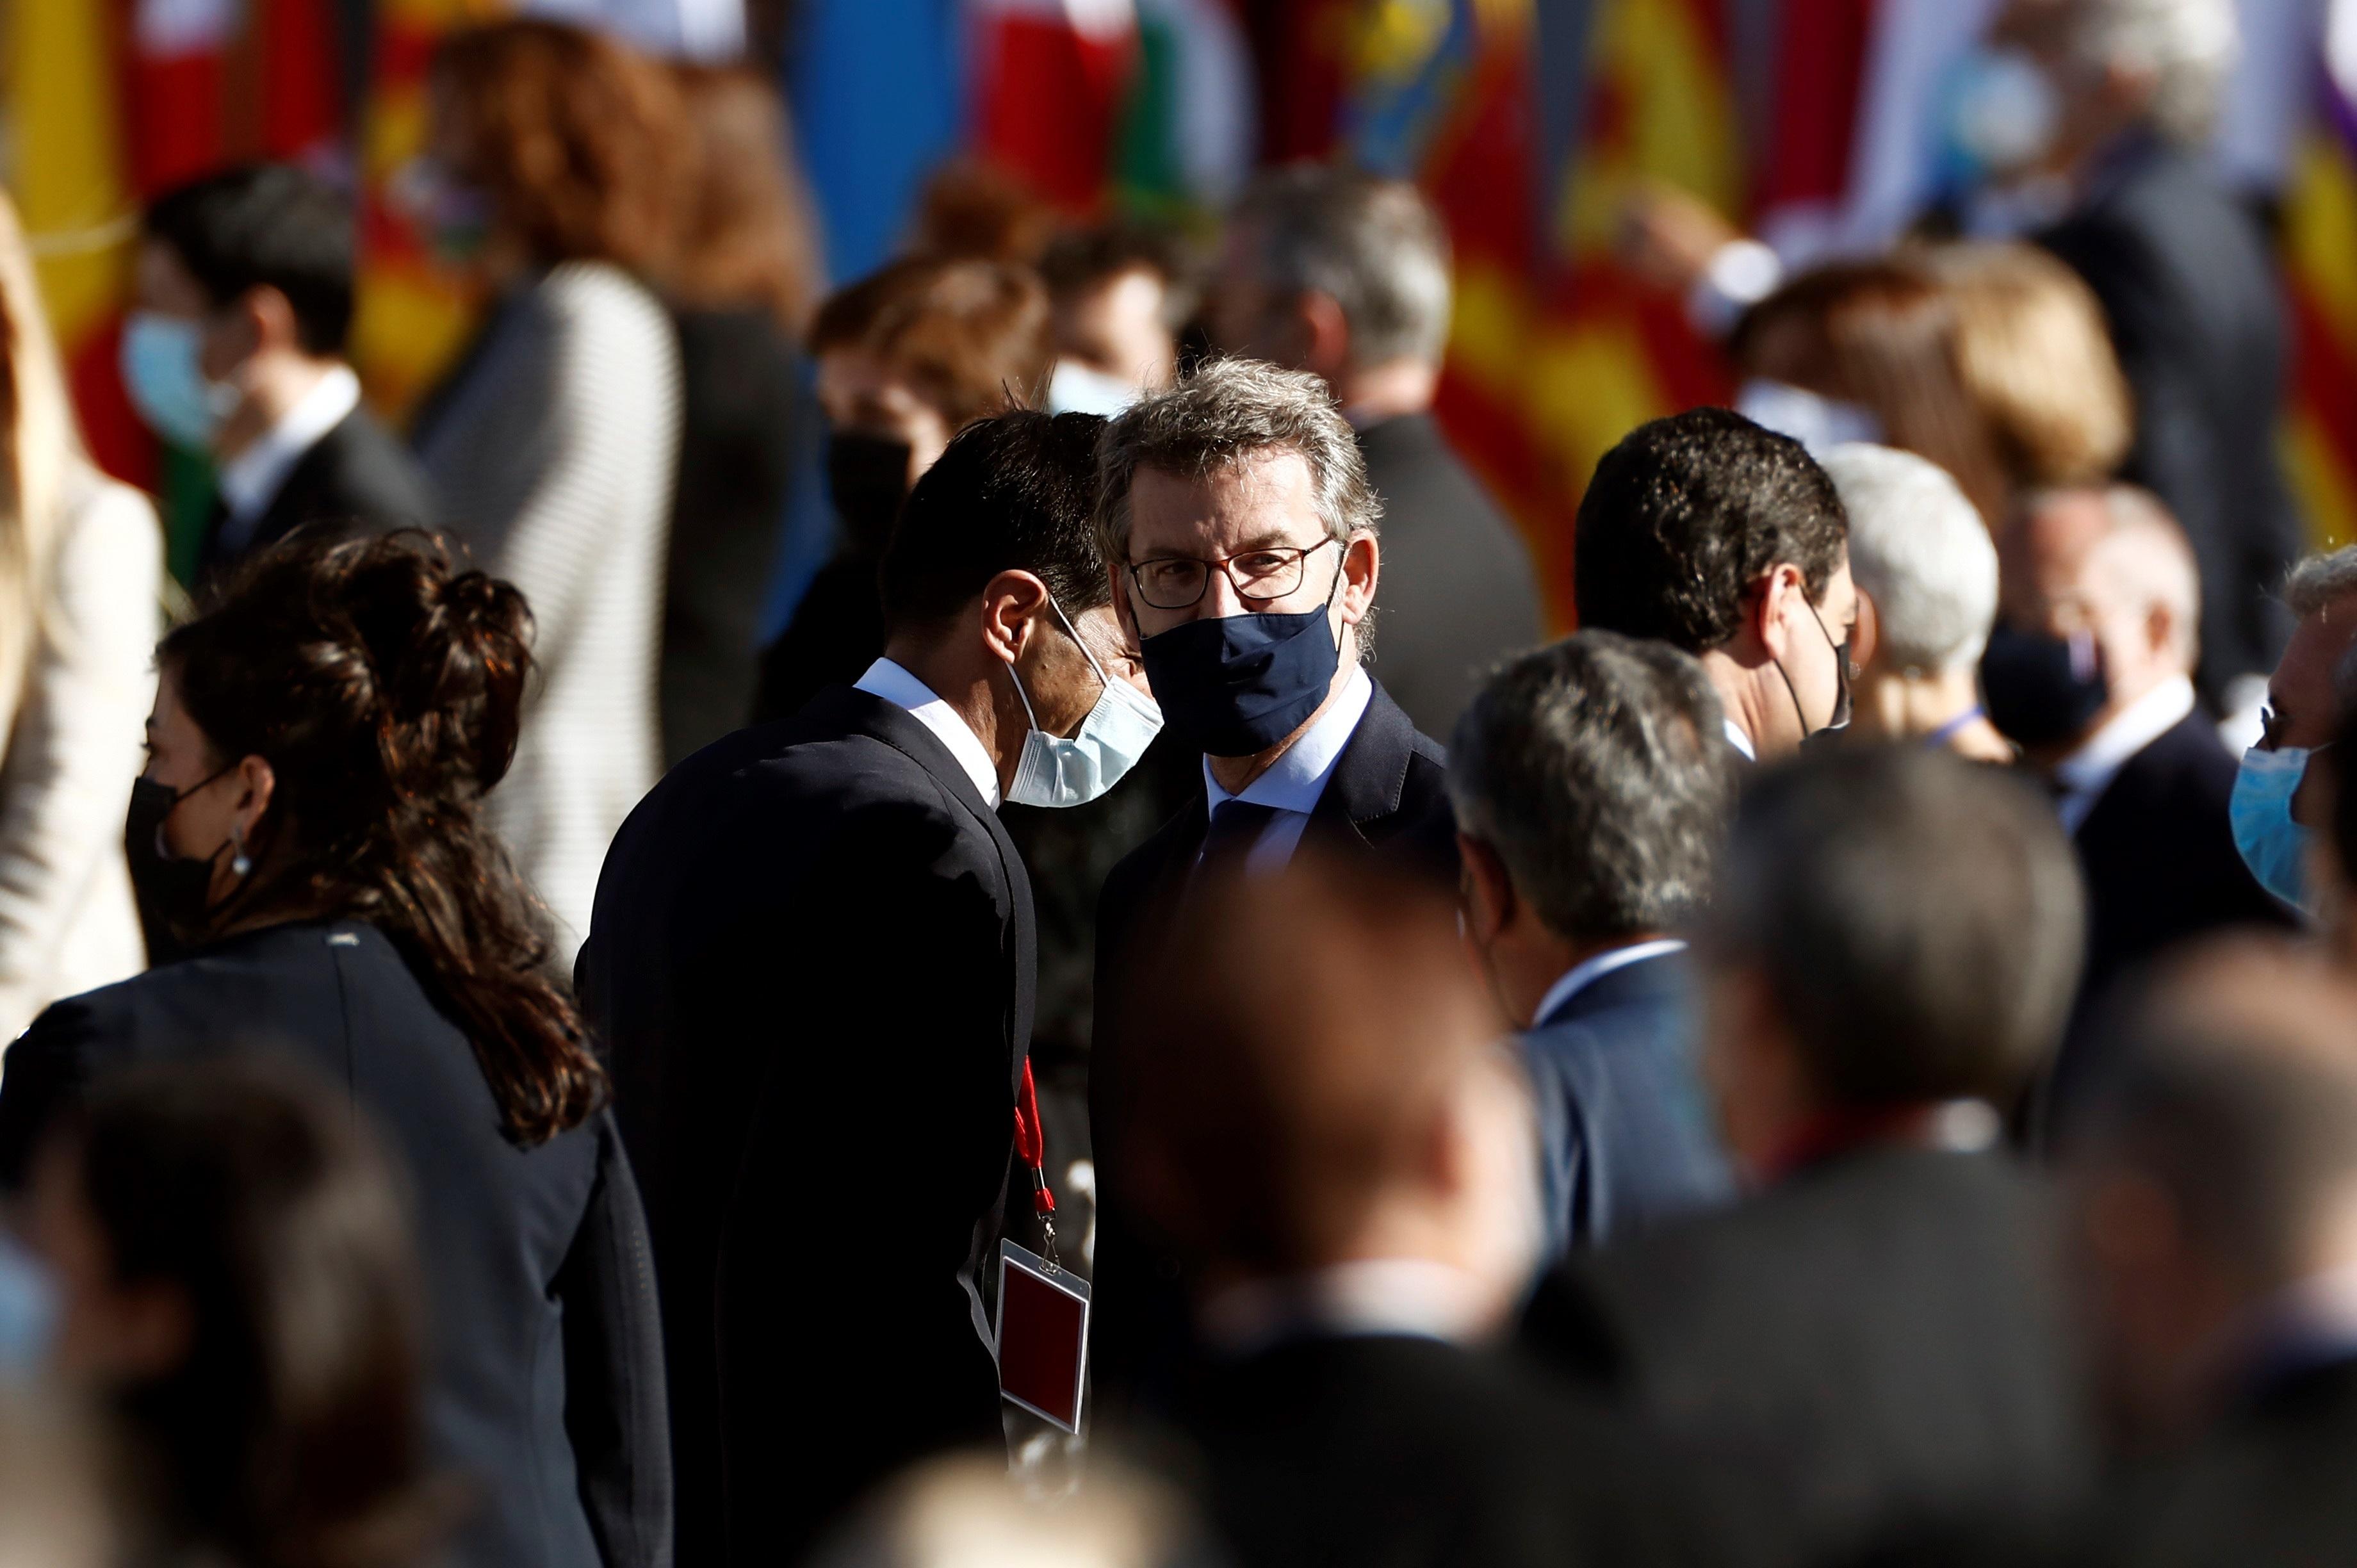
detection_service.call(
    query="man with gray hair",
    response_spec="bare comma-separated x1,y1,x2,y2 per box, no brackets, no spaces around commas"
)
2222,544,2357,918
1818,444,2010,762
1987,484,2288,1127
1089,355,1460,1417
1212,164,1542,737
1450,632,1735,1253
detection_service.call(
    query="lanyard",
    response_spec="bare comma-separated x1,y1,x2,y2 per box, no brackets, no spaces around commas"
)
1013,1058,1061,1269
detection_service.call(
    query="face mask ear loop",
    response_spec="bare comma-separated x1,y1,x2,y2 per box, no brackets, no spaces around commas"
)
1047,595,1113,700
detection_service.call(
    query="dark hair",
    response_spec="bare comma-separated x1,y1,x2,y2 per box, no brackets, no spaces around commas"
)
159,530,605,1145
1573,407,1849,653
61,1059,437,1568
1448,631,1731,942
1038,220,1200,325
144,165,355,356
881,410,1111,631
430,20,688,275
808,256,1053,428
1713,746,2083,1107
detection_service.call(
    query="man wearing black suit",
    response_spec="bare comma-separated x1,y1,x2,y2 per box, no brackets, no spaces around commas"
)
576,412,1156,1565
1523,747,2098,1568
2059,943,2357,1565
135,166,434,581
1990,487,2289,1123
1572,408,1858,765
1970,0,2302,724
1211,167,1543,739
1127,853,1695,1568
1448,632,1736,1253
1088,358,1459,1418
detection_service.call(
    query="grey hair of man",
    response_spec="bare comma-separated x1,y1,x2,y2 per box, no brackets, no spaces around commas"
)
1449,632,1733,943
1097,355,1383,626
1228,163,1454,370
2039,483,2200,668
1819,443,1997,674
1712,746,2085,1107
2071,0,2239,146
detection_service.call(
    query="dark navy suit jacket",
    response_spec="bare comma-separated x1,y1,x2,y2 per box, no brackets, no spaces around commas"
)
1523,947,1733,1255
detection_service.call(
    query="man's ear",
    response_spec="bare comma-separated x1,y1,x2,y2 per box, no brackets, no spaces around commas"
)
1456,832,1516,945
979,569,1050,664
1752,564,1806,665
1338,532,1380,629
1297,290,1351,382
241,284,303,358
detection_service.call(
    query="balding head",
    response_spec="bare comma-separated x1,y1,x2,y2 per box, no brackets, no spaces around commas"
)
2003,485,2201,754
1112,852,1539,1322
2066,938,2357,1444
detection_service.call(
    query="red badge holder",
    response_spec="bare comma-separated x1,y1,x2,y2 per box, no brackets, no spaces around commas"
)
997,1059,1089,1433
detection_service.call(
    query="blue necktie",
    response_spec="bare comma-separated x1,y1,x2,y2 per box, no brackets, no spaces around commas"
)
1198,799,1282,874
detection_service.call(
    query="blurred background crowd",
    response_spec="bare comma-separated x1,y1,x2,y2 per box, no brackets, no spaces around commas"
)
1,0,2357,1565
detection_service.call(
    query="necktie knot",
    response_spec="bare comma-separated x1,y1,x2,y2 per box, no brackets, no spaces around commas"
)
1199,799,1283,872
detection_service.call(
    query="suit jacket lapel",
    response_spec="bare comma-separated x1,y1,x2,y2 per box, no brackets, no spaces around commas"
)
1308,680,1417,845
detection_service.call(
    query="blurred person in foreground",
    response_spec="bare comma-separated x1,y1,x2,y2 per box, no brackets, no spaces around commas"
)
0,533,667,1568
1985,486,2286,1125
0,1388,108,1568
407,19,687,961
24,1060,442,1568
1448,632,1736,1253
1818,443,2012,760
1088,359,1458,1418
2056,942,2357,1564
655,63,823,766
811,1454,1213,1568
0,192,161,1041
1122,852,1694,1568
129,164,434,583
1211,166,1542,737
2219,544,2357,926
1040,219,1198,415
579,411,1157,1564
753,255,1054,723
1574,407,1859,764
1524,746,2096,1568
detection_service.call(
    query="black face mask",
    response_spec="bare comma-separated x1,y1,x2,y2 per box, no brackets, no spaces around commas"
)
1138,561,1345,758
1980,623,2109,748
1776,600,1854,747
826,430,914,558
125,769,240,943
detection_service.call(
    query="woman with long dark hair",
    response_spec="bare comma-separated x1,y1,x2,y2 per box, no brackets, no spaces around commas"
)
0,530,667,1568
26,1059,439,1568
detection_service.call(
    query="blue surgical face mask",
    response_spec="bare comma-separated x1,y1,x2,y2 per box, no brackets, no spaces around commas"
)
1006,598,1164,808
120,311,237,450
2231,744,2318,916
0,1230,56,1376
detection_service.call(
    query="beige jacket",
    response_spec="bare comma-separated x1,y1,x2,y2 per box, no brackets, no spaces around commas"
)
0,465,161,1042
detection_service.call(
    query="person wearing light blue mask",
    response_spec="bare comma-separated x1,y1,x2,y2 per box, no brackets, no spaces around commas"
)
1004,596,1163,808
129,165,434,582
2230,546,2357,919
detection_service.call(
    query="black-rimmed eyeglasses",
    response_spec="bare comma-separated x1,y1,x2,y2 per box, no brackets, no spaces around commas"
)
1125,537,1340,610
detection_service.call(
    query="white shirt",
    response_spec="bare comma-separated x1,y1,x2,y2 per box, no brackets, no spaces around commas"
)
1723,715,1757,762
2051,675,2197,835
1198,1259,1494,1355
1198,666,1374,874
854,657,1001,808
214,364,362,551
1533,938,1689,1029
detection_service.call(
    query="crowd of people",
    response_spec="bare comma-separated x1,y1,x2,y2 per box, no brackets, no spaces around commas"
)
0,0,2352,1564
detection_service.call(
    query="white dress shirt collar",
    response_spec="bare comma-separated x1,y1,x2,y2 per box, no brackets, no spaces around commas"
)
1198,1259,1494,1356
215,364,361,540
854,657,1001,809
1201,665,1374,816
1723,715,1757,761
1533,938,1689,1029
2052,675,2196,835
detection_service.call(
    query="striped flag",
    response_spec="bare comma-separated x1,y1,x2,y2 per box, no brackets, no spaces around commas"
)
1113,0,1257,217
2280,0,2357,548
971,0,1139,215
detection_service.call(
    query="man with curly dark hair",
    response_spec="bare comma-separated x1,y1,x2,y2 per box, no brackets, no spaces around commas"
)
1573,407,1855,763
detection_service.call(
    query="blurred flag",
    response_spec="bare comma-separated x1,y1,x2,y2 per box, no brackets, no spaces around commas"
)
2281,0,2357,547
1113,0,1257,216
972,0,1139,214
523,0,747,58
9,0,147,483
787,0,965,284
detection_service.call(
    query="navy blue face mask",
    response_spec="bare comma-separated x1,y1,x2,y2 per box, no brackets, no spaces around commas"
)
1139,574,1344,758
